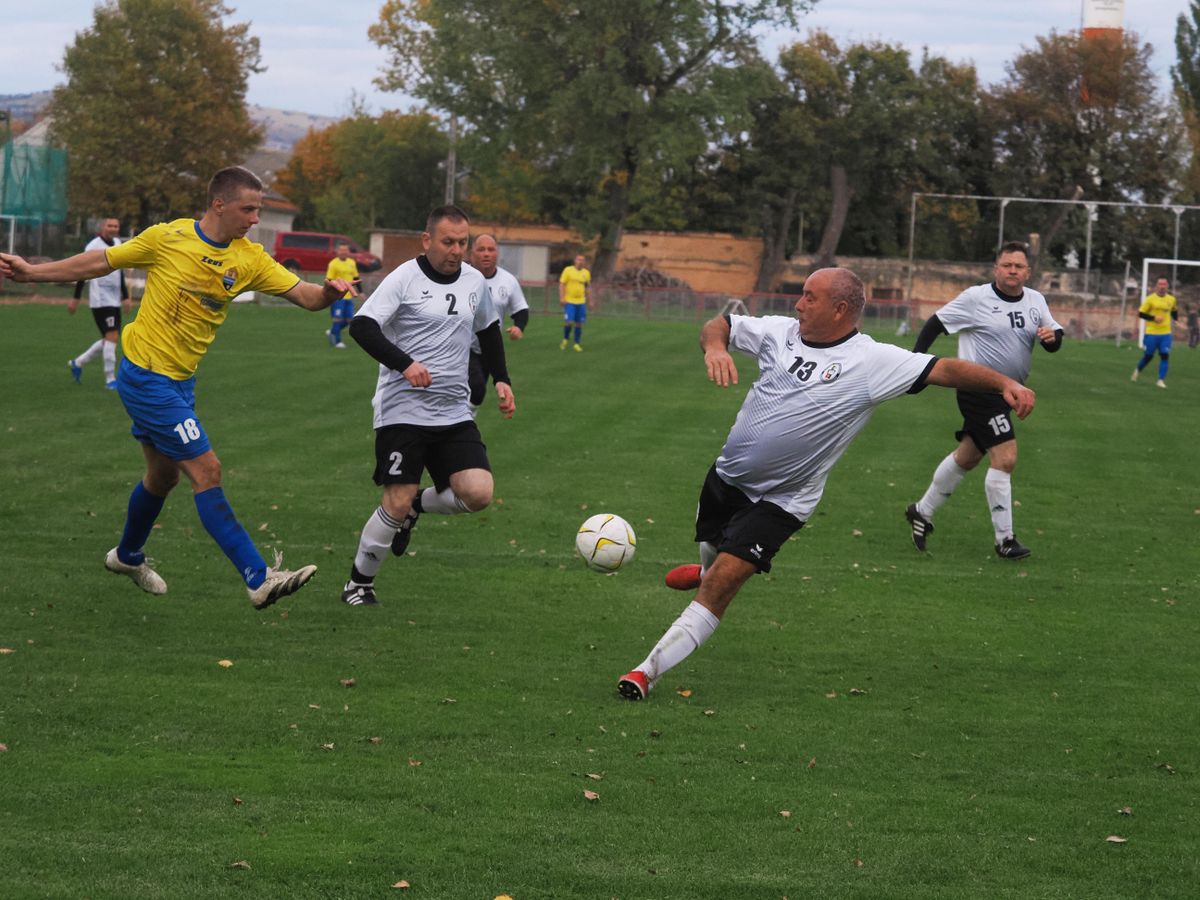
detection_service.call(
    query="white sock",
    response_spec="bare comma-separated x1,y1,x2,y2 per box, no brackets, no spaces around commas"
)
419,486,471,515
76,338,105,366
352,506,404,579
984,468,1013,543
636,601,720,685
102,341,116,381
917,453,969,518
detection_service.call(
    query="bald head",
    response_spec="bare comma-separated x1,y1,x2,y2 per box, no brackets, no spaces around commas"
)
795,267,866,342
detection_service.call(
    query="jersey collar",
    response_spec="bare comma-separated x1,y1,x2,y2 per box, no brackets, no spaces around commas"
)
990,282,1024,302
417,254,462,285
193,221,230,249
801,328,859,349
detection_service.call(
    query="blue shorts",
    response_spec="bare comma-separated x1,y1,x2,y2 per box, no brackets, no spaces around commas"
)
1143,333,1172,355
562,302,587,324
331,299,355,320
116,358,211,460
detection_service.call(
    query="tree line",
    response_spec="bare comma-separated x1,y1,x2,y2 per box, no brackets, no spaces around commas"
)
46,0,1200,287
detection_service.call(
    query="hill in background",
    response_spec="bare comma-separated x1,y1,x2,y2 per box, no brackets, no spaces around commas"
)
0,91,335,151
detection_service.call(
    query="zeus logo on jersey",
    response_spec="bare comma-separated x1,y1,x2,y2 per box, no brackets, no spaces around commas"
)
201,255,224,268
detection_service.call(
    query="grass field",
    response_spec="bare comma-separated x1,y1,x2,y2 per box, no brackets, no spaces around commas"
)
1,300,1198,899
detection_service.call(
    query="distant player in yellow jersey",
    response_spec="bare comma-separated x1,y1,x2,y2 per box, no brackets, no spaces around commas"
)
0,166,358,608
324,241,360,348
559,253,591,351
1131,276,1180,388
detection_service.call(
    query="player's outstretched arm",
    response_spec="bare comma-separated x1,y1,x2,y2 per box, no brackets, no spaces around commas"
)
284,278,357,311
0,249,113,284
925,357,1036,419
700,315,738,387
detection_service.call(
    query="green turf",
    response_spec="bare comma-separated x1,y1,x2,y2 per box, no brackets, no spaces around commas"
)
1,301,1197,899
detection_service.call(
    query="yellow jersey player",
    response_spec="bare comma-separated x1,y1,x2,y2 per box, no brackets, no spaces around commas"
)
558,253,591,351
1131,276,1179,388
0,166,358,608
325,241,360,348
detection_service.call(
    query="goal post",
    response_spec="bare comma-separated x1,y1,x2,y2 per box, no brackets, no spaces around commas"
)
1126,258,1200,348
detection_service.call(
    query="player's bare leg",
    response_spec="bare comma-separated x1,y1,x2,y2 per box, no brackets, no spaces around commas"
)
620,552,754,700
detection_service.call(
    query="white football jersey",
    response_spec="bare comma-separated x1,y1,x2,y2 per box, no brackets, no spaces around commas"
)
715,315,935,521
935,283,1061,384
355,257,498,427
470,266,526,353
85,235,124,308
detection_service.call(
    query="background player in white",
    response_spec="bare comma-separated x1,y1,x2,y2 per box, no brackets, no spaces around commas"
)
467,233,529,412
341,207,516,607
67,216,129,389
617,268,1036,700
904,241,1063,560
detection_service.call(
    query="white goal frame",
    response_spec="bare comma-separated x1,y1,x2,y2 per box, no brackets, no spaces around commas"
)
1124,258,1200,348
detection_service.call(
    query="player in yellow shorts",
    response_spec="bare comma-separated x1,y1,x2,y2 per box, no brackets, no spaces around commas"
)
0,166,358,608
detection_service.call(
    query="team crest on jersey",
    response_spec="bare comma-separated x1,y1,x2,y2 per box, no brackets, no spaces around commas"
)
468,291,479,312
820,363,842,383
222,267,239,291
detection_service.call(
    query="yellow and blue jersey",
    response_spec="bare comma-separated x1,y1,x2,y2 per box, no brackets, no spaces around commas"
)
326,256,360,299
108,219,299,379
559,265,590,304
1139,292,1176,335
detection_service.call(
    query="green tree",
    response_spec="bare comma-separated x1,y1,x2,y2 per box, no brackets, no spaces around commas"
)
275,110,448,239
370,0,816,279
49,0,263,226
1172,2,1200,198
986,30,1184,269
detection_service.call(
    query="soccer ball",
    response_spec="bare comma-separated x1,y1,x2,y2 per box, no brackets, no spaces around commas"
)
575,513,637,573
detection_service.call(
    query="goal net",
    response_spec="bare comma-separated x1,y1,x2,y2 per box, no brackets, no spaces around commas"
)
1125,258,1200,347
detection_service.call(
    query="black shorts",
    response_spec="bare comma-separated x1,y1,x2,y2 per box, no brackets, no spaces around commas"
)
467,351,487,407
373,421,491,490
955,390,1015,453
92,306,121,336
694,464,803,574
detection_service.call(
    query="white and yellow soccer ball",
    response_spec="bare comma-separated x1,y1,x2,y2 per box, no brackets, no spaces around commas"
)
575,513,637,573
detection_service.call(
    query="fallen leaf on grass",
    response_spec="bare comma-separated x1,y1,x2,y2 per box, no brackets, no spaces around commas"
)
851,529,863,537
308,704,321,709
392,880,410,889
586,773,603,781
779,810,792,818
408,758,422,767
825,690,838,699
853,858,864,867
0,743,8,752
258,523,269,531
0,647,15,654
229,860,251,870
340,678,356,688
676,689,692,698
703,709,715,717
849,688,867,696
440,698,457,705
583,790,600,802
368,736,382,744
1105,835,1128,844
1157,763,1177,775
232,797,243,806
495,895,514,900
807,757,817,769
320,742,335,751
217,659,234,668
1118,806,1133,816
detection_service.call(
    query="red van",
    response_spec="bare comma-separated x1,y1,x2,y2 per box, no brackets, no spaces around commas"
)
272,232,382,273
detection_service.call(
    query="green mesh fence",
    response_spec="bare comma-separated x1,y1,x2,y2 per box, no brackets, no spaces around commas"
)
1,141,67,220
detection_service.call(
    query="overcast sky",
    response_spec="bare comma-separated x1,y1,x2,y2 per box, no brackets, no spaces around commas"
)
0,1,1189,118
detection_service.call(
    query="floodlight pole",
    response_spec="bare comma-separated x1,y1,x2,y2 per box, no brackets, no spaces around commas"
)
997,198,1011,251
1083,202,1097,296
906,192,918,305
1172,206,1185,284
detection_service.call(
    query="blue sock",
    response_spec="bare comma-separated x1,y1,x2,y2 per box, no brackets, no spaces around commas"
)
331,321,344,343
574,326,582,343
117,482,166,566
563,324,571,340
194,487,267,588
1158,359,1168,380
